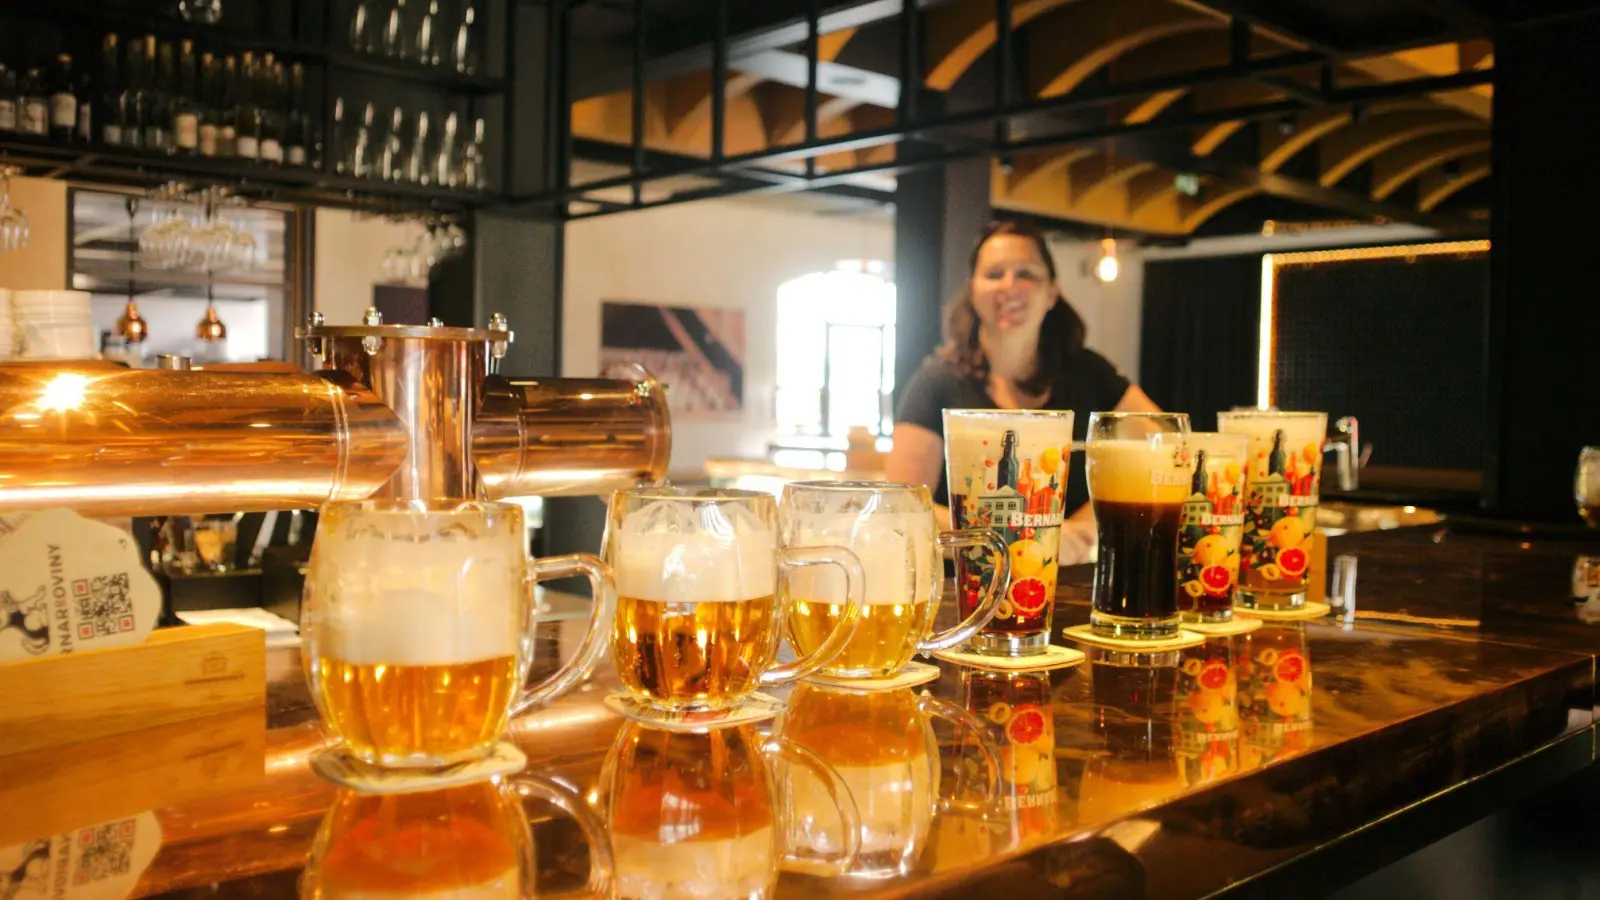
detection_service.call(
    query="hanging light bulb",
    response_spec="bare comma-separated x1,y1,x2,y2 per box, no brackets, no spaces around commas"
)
196,301,228,342
1095,237,1120,283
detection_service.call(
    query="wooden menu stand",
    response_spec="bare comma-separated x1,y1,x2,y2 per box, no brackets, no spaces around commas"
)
0,622,266,757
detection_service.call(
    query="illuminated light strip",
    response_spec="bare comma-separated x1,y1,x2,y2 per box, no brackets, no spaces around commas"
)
1255,239,1490,409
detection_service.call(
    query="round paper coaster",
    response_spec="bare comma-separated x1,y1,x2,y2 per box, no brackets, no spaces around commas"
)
603,692,785,731
931,644,1085,672
1062,624,1206,651
1236,600,1331,621
311,741,528,795
1180,615,1264,636
802,660,942,691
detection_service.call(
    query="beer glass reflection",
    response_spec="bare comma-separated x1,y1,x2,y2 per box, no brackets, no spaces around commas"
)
1217,410,1328,610
1080,649,1182,821
952,670,1059,840
1175,433,1249,623
302,500,616,770
1176,638,1239,786
943,409,1075,656
606,488,863,711
1576,446,1600,527
301,776,611,899
604,722,861,898
1085,412,1192,639
778,683,997,879
1238,623,1313,768
780,481,1007,678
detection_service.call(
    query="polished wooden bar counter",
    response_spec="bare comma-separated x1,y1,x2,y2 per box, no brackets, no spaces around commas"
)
4,525,1598,899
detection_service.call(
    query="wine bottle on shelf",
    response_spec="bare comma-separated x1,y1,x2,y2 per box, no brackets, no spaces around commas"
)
142,37,171,151
258,57,284,164
470,116,488,189
126,38,149,148
453,1,477,74
76,58,93,143
382,0,409,58
197,52,217,156
436,110,458,186
415,0,441,66
153,40,177,151
0,66,17,134
19,67,48,137
101,36,126,146
233,52,259,160
285,62,308,166
217,55,237,157
49,54,78,142
172,40,199,154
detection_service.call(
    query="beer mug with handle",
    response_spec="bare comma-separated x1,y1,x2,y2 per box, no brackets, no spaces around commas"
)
606,487,865,711
779,481,1010,679
301,499,617,771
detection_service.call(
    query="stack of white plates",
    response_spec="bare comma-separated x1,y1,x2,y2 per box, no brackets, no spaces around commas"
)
13,290,95,360
0,289,12,359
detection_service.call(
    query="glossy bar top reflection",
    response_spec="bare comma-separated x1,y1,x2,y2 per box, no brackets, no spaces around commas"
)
4,527,1598,899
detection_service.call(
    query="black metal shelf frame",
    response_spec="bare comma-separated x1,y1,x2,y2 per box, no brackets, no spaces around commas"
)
530,0,1496,229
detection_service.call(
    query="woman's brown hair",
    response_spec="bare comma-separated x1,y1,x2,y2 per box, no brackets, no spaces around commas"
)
936,220,1088,394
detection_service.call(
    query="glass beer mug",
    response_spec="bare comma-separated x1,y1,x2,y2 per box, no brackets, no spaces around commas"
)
301,776,612,898
301,500,616,770
603,721,862,898
776,683,999,879
606,487,863,712
779,481,1009,679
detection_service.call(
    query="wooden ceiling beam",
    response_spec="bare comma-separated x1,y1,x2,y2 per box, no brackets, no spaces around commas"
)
1418,154,1490,212
924,0,1077,91
1317,110,1487,186
1370,134,1490,199
1028,0,1226,100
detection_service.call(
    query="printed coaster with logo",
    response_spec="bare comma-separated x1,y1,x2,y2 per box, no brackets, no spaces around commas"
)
310,741,529,795
1180,615,1264,636
1062,624,1206,651
602,691,785,732
932,644,1085,672
0,509,162,663
1236,601,1331,622
802,660,942,692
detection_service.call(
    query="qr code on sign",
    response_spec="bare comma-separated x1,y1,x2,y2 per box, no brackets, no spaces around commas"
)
73,819,134,885
73,574,134,640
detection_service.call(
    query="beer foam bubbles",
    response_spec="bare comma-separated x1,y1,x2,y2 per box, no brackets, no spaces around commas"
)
787,512,934,606
313,525,524,667
1086,438,1192,505
614,531,777,602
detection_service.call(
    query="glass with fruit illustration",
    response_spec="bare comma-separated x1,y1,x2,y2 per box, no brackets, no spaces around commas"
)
1175,433,1249,623
778,684,996,879
1236,623,1313,768
1175,638,1239,786
1085,411,1193,640
602,721,861,897
952,669,1060,842
780,481,1009,679
943,409,1075,656
1217,410,1327,610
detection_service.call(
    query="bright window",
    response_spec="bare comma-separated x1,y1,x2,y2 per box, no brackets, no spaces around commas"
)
775,263,896,438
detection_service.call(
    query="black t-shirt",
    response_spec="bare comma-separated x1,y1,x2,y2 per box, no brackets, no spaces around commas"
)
895,350,1132,516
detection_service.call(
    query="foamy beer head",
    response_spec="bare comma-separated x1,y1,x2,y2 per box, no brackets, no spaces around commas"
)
304,501,528,765
309,502,524,665
1086,437,1192,505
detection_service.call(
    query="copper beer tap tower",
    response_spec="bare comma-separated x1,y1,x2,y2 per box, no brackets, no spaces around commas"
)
0,311,671,516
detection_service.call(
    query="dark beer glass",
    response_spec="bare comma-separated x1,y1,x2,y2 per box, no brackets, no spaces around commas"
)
1085,412,1191,640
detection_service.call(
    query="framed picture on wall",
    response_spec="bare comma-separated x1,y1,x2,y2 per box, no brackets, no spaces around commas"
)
601,300,745,418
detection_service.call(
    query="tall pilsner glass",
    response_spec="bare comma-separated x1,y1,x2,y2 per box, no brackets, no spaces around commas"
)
1085,412,1192,640
1217,410,1327,610
943,409,1075,656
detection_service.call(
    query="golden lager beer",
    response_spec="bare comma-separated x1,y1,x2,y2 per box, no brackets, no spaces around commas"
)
780,483,1005,678
303,500,617,770
607,488,864,710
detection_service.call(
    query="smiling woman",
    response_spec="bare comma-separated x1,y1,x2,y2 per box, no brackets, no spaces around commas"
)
885,221,1162,564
